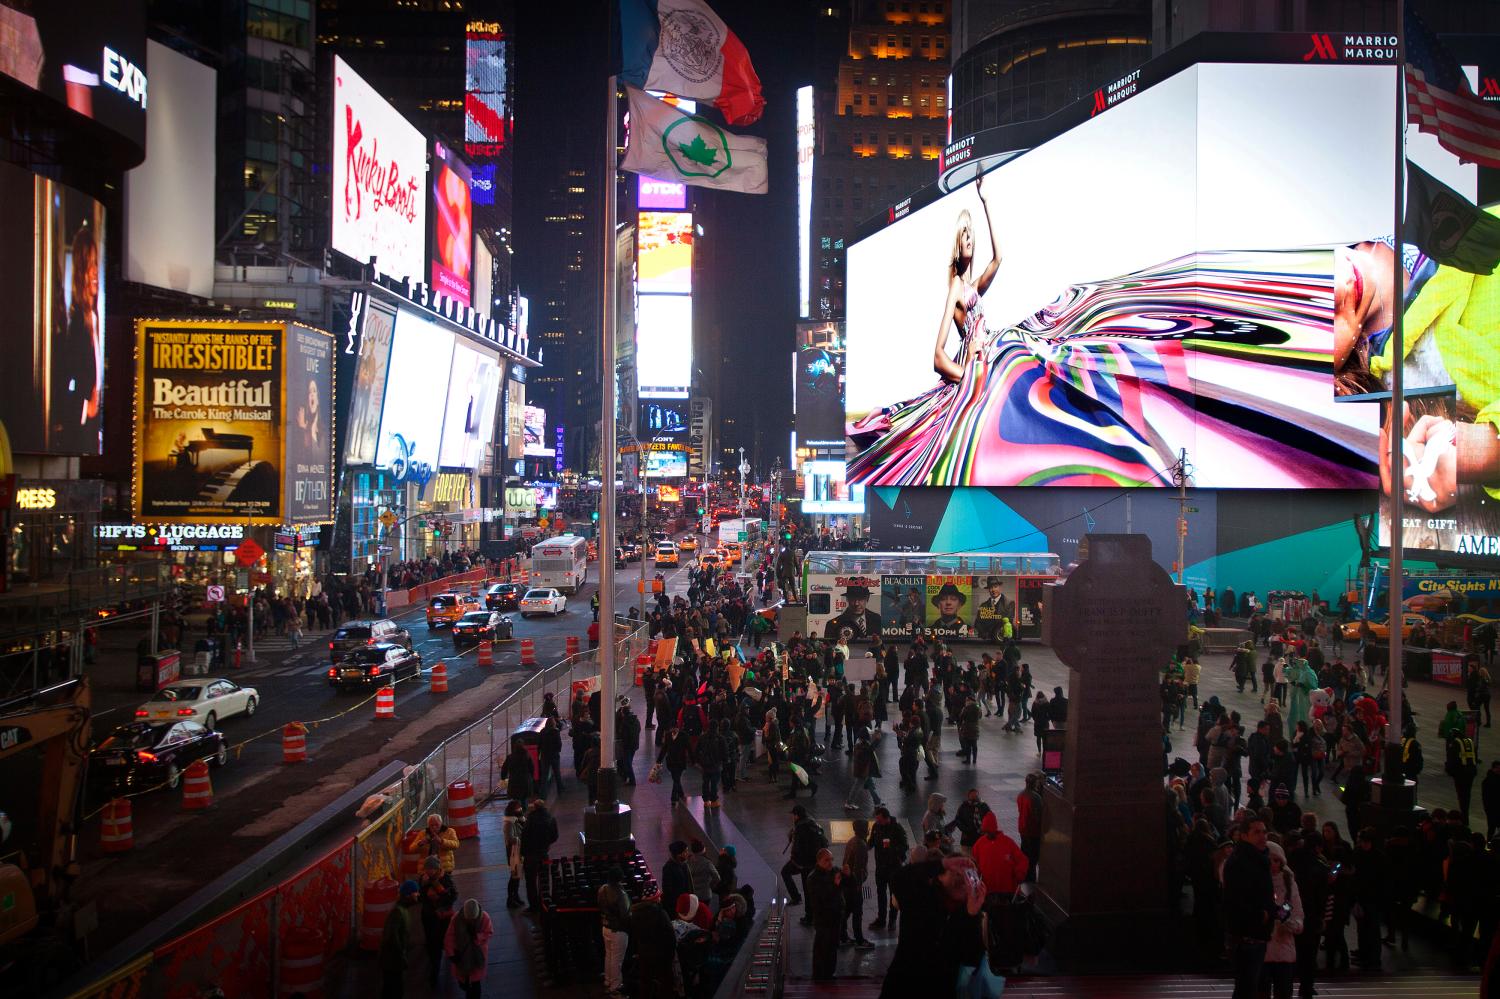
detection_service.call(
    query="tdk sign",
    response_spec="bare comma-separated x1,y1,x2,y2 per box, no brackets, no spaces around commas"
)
103,47,147,109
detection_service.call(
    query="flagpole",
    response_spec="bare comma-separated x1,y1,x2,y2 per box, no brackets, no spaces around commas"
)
1385,0,1407,775
587,63,628,849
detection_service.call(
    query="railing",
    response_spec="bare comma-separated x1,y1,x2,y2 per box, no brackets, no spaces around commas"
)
401,615,652,825
0,560,173,639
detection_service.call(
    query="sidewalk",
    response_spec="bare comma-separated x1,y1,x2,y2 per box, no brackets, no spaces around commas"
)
329,635,1488,997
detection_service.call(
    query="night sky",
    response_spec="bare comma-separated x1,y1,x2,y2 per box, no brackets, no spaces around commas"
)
516,1,815,472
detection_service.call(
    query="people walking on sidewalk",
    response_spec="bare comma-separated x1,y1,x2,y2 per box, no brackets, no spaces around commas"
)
520,799,558,914
502,799,524,909
379,880,420,999
417,857,457,989
598,866,632,998
443,898,493,999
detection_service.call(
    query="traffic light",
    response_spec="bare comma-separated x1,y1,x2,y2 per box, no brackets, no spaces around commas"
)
432,523,443,539
782,529,793,541
591,510,600,522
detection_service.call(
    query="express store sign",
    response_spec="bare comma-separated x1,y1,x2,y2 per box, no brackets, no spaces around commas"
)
97,523,246,552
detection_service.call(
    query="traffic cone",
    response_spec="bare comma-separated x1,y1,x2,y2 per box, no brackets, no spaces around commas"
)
430,663,449,693
100,798,133,853
282,721,308,763
374,686,396,719
182,760,213,810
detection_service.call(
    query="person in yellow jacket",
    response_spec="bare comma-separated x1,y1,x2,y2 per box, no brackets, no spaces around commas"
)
1183,656,1202,710
423,812,461,874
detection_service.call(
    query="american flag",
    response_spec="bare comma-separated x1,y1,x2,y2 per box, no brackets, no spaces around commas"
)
1404,5,1500,168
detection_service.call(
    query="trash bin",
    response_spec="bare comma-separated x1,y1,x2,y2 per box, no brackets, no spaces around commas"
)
137,651,182,692
511,717,548,780
190,638,220,676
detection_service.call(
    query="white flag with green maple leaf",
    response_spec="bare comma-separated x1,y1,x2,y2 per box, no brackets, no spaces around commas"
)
621,85,767,195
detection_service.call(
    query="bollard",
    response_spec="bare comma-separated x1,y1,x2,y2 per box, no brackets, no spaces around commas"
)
430,663,449,693
181,760,213,810
282,721,308,763
374,686,396,719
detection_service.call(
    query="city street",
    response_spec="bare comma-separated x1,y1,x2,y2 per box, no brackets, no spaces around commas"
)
70,549,700,960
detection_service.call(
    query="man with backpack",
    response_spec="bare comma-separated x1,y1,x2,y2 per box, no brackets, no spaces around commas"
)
782,804,827,910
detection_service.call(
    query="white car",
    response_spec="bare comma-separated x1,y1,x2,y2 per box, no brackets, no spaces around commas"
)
135,678,259,732
519,588,567,618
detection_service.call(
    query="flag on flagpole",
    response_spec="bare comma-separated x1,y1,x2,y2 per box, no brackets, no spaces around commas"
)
1405,160,1500,275
621,85,767,194
618,0,766,126
1404,4,1500,168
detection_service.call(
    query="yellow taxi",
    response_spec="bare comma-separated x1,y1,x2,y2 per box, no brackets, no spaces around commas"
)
699,551,724,571
427,592,479,629
722,542,743,565
1339,612,1432,643
655,541,679,566
678,536,697,552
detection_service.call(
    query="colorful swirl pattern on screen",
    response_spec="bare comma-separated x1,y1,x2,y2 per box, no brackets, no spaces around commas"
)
847,250,1378,489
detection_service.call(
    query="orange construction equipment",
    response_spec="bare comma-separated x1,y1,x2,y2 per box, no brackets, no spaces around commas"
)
278,925,327,998
181,760,213,810
519,639,536,667
374,686,396,719
359,877,399,950
282,721,308,763
100,798,133,854
565,635,580,657
430,663,449,693
447,780,479,840
477,640,493,667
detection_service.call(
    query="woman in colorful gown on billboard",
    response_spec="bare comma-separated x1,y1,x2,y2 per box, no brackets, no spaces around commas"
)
847,208,1375,488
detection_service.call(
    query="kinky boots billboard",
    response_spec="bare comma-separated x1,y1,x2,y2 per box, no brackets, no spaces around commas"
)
134,320,334,525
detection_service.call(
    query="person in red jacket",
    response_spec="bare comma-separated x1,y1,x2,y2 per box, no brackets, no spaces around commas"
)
1016,772,1043,882
972,811,1029,898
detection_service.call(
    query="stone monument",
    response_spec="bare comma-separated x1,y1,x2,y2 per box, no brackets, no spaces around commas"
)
1035,533,1186,962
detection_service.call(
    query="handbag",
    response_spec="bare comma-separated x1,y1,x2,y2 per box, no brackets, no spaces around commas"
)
648,763,663,784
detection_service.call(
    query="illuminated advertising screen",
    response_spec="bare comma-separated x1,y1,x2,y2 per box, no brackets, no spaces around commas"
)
470,162,496,206
375,310,455,477
523,405,553,457
134,321,285,524
332,56,427,286
464,20,509,159
795,322,845,448
645,449,688,478
284,326,335,523
0,1,148,148
504,378,525,461
638,175,687,210
344,296,396,466
0,162,106,454
640,400,689,438
845,62,1458,491
803,459,865,514
431,140,474,307
637,294,692,398
797,85,814,318
637,211,693,294
438,341,500,469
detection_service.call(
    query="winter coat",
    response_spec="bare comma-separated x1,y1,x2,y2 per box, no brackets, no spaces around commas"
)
972,812,1029,895
423,824,461,874
921,793,948,838
688,852,721,901
1221,842,1275,940
519,806,558,858
661,856,693,914
443,909,494,985
790,816,828,868
959,700,982,742
868,819,909,871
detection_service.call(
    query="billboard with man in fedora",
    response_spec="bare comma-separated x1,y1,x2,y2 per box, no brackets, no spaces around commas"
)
973,575,1018,642
927,577,971,639
823,578,883,640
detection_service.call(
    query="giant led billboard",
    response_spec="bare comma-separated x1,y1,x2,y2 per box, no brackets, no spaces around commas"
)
438,340,501,469
375,310,454,478
795,321,845,448
0,162,106,455
431,140,474,307
637,211,693,294
332,56,426,286
636,294,692,398
845,62,1481,492
344,296,396,466
464,20,509,159
134,321,302,524
796,85,814,318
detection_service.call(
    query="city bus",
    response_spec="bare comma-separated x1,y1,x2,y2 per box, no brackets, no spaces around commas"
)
529,535,589,593
802,550,1062,643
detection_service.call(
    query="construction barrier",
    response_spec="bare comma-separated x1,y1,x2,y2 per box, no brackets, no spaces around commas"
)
565,635,580,656
277,925,326,998
358,877,399,951
282,721,308,763
430,663,449,693
634,654,653,687
181,760,213,810
446,780,478,840
400,828,425,880
477,640,493,667
100,797,133,854
374,686,396,719
520,639,536,666
469,581,480,596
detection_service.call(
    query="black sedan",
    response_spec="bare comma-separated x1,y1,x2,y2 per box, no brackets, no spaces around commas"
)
327,642,422,690
485,583,522,611
89,720,226,794
452,609,513,646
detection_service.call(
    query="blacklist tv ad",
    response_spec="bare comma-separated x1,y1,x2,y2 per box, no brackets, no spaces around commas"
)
0,162,106,454
284,326,335,523
135,321,284,524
